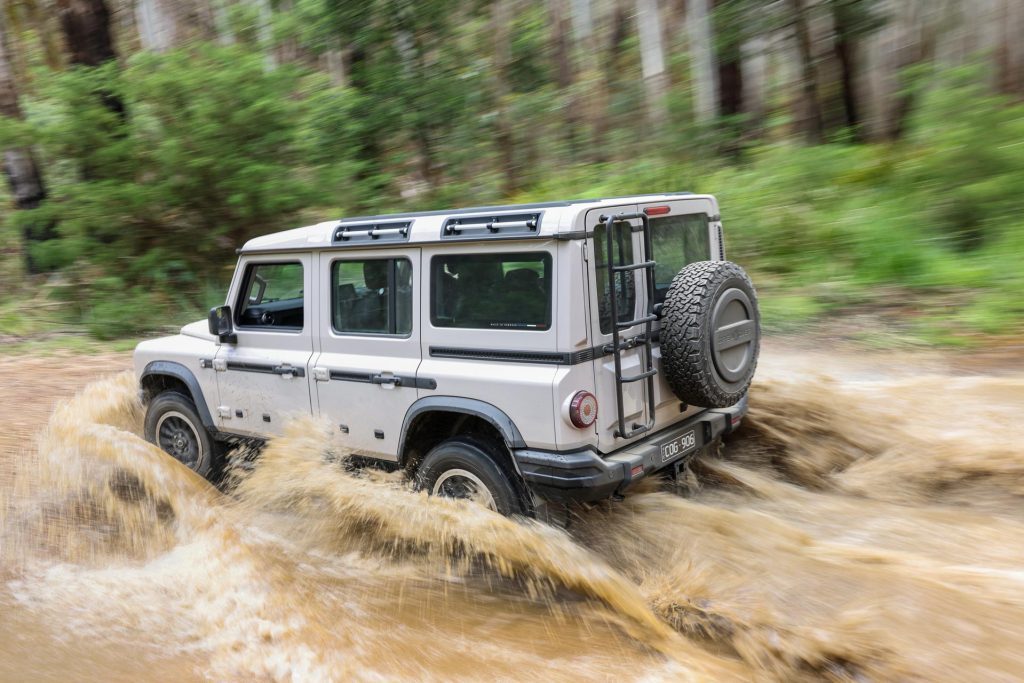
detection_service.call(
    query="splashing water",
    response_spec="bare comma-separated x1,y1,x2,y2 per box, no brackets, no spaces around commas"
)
2,349,1023,681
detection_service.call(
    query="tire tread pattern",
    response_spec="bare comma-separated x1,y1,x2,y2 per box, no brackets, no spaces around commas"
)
660,260,760,408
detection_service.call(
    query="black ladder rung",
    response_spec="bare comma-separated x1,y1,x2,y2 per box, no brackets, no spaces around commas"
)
616,314,658,329
612,260,656,273
619,368,657,383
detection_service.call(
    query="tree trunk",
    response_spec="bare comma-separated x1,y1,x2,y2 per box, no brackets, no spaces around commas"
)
686,0,718,123
135,0,178,51
493,0,518,197
324,39,349,88
0,19,54,273
592,0,629,162
787,0,823,143
56,0,117,66
212,0,235,46
56,0,125,119
997,0,1024,96
635,0,669,131
712,0,742,118
831,3,861,137
549,0,581,155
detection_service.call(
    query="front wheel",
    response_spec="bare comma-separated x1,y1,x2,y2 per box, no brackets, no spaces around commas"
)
144,391,216,478
414,436,528,516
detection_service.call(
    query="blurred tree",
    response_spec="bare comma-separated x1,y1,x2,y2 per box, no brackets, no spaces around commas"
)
493,0,518,195
135,0,219,51
0,13,54,272
826,0,885,139
687,0,718,123
635,0,669,131
786,0,823,142
56,0,125,119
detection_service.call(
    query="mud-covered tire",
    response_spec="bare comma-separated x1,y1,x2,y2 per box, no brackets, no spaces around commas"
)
415,436,528,516
144,391,217,478
660,260,760,408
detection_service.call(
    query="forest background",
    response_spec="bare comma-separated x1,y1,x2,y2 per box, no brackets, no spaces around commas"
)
1,0,1023,346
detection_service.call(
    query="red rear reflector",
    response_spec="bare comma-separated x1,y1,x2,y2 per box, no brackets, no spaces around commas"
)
644,205,670,216
568,391,599,428
630,465,644,477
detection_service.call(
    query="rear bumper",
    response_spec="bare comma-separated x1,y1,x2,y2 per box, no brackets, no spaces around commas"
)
514,398,747,503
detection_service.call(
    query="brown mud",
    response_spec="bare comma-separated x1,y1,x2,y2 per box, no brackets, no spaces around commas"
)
1,342,1022,681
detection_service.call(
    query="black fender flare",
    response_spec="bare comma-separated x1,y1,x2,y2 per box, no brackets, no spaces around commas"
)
140,361,216,429
398,396,526,465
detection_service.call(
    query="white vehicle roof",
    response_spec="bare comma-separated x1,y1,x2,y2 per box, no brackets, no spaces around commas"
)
239,192,717,254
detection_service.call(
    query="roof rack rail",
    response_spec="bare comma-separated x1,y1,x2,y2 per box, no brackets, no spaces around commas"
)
441,212,541,240
333,220,412,245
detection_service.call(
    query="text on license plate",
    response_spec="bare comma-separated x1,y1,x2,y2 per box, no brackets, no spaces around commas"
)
661,430,697,463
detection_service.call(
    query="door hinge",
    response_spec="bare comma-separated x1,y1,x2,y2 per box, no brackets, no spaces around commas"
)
313,367,330,382
217,406,232,418
212,358,227,372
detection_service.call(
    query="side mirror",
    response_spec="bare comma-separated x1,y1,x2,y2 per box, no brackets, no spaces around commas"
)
208,305,237,343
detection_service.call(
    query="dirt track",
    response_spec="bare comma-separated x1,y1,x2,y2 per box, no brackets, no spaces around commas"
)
0,352,131,460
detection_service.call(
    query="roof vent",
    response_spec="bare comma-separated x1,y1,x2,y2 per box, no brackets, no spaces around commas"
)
333,221,412,245
441,212,541,240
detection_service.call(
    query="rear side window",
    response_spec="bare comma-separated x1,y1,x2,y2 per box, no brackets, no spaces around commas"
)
236,262,304,330
594,222,636,334
331,258,413,335
431,253,552,330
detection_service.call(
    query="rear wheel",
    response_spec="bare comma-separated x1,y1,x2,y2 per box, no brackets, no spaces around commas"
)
144,391,216,478
415,436,527,516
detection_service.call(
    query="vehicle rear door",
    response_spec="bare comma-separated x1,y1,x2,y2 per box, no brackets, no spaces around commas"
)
311,248,422,461
214,254,314,436
636,197,719,425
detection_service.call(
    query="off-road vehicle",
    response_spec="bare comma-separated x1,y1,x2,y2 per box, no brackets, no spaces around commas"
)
134,193,760,515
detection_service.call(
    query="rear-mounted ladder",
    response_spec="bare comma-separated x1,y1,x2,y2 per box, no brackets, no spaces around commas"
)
600,212,657,439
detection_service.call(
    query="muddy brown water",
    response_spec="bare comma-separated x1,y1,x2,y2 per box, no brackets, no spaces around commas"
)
1,344,1023,681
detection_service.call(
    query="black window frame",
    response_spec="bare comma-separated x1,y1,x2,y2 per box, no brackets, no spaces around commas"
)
329,257,414,337
234,260,305,332
430,251,554,332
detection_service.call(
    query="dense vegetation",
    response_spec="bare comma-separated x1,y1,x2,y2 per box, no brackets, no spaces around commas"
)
1,0,1022,344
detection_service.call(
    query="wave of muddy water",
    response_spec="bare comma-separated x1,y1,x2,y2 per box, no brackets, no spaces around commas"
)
1,344,1023,681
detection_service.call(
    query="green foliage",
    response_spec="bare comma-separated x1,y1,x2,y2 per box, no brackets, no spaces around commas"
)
11,45,353,329
2,32,1021,345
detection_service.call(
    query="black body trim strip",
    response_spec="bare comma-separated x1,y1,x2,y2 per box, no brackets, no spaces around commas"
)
429,345,611,366
225,361,306,378
328,370,436,390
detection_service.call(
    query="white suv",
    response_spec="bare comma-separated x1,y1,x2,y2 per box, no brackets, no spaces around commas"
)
134,193,759,515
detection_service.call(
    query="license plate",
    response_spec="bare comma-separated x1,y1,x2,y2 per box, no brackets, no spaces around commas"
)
661,430,697,463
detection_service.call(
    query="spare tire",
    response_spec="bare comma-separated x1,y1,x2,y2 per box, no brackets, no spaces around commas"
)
660,260,760,408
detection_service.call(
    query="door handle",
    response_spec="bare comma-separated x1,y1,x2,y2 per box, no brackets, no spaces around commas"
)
370,373,402,387
272,364,305,378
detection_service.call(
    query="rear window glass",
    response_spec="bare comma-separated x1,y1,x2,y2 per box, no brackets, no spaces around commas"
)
650,214,711,304
431,253,552,330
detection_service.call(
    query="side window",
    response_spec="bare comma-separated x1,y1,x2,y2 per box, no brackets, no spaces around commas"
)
236,261,304,330
431,252,551,331
594,222,636,334
332,258,413,335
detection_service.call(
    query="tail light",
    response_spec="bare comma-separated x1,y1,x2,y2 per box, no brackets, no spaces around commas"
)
568,391,598,428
